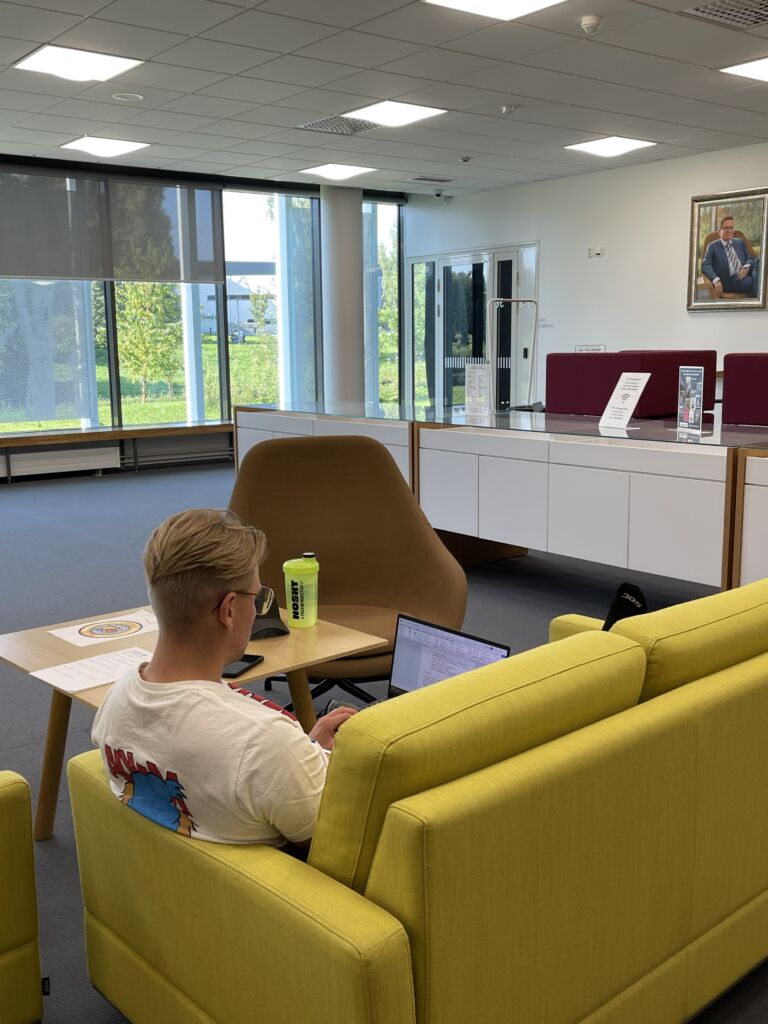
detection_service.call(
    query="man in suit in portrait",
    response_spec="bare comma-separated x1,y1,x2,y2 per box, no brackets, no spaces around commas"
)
701,215,760,298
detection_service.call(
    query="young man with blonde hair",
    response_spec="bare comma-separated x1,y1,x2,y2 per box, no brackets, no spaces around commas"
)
92,508,353,851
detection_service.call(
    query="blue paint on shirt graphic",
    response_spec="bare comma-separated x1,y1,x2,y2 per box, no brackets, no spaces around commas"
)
128,772,187,832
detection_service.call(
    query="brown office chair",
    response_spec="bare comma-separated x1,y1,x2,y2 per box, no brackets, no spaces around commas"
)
700,229,758,300
229,435,468,704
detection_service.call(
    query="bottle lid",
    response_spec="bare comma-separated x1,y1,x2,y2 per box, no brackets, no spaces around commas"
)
303,551,315,558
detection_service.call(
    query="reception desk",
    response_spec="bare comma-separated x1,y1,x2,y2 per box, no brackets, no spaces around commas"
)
234,403,768,590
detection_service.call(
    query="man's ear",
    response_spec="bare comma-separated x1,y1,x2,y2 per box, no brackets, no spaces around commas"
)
215,591,237,630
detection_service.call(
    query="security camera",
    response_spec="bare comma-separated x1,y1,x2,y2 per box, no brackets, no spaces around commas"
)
580,14,603,33
433,189,444,198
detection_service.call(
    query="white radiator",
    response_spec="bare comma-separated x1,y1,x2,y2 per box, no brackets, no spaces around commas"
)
8,446,121,478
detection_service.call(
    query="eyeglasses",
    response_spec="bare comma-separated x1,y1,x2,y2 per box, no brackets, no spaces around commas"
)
211,585,274,616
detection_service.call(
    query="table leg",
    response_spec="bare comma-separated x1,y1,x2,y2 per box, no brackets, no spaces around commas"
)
34,690,72,841
286,668,316,733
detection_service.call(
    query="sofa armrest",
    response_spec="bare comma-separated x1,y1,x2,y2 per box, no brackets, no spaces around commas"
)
68,751,414,1024
0,771,43,1024
549,614,604,643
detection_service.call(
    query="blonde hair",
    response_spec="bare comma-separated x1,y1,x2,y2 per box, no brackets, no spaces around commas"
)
144,508,267,631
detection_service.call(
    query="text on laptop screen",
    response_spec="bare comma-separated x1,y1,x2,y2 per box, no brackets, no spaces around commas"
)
390,615,509,694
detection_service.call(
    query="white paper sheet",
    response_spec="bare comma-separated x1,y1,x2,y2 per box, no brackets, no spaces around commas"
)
31,647,153,694
49,609,157,647
599,372,651,430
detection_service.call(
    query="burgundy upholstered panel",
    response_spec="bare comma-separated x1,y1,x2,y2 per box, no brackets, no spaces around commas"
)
722,353,768,425
545,353,626,416
546,350,717,418
621,350,717,414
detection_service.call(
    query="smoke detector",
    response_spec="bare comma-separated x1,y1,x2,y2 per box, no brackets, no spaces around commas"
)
580,14,603,33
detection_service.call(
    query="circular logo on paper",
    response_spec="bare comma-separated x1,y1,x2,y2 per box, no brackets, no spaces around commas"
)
79,620,142,639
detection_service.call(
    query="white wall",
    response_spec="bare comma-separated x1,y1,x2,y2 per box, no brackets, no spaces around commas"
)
404,141,768,400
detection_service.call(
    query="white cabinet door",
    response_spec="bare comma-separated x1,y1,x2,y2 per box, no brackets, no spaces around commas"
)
628,475,724,586
479,456,548,549
741,476,768,585
236,427,272,465
419,449,478,535
548,464,630,567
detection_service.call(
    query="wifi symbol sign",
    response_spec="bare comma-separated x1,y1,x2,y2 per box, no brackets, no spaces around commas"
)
620,393,631,403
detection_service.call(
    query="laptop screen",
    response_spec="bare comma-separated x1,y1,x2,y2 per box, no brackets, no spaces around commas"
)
389,614,510,695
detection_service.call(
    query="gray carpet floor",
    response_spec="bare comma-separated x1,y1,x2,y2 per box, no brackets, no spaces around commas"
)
0,463,765,1022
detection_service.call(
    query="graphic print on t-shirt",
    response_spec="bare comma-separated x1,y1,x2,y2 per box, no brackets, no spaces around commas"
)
104,744,195,836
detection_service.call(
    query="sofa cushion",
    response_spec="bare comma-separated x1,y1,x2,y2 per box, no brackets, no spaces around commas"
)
309,631,645,892
613,577,768,701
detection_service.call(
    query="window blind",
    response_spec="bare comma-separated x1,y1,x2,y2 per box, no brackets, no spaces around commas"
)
0,170,224,284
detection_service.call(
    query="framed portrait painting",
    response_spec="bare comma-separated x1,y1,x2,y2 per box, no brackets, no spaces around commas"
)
687,188,768,311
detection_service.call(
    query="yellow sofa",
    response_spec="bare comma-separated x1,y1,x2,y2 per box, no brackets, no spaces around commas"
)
68,581,768,1023
0,772,43,1024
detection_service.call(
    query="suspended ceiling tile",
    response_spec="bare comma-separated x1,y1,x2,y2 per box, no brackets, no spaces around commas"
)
520,104,710,142
231,104,323,126
0,87,64,112
665,129,766,149
0,3,82,42
9,0,107,13
161,129,242,148
54,20,187,60
243,55,362,86
598,13,768,66
518,0,666,36
90,123,170,142
296,31,424,68
198,76,305,104
45,97,146,121
278,145,360,162
360,4,489,45
442,22,575,61
0,124,76,144
123,108,218,131
96,0,242,35
203,10,339,51
111,62,229,92
325,68,429,98
274,88,379,113
222,138,303,155
0,36,40,65
0,107,30,128
257,0,411,30
520,39,735,99
74,82,184,107
706,84,768,115
134,143,210,158
392,82,508,111
379,46,501,80
198,118,283,139
0,67,84,96
16,113,111,135
155,38,279,74
158,94,258,118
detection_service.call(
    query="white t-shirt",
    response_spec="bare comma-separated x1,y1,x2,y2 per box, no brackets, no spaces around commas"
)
91,667,330,846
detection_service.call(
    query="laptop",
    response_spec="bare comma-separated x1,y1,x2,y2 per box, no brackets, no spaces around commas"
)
388,614,510,697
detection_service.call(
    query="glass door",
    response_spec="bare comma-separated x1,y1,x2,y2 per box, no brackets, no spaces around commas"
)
437,255,490,409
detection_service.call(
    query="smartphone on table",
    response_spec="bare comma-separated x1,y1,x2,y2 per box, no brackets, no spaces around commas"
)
222,653,264,679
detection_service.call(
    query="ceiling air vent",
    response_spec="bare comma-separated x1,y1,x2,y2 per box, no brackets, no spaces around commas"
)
411,176,452,183
299,115,377,135
684,1,768,29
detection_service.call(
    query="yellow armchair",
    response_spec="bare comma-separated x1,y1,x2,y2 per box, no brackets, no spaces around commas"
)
0,771,43,1024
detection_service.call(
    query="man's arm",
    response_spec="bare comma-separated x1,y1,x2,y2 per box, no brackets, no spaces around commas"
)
701,243,723,295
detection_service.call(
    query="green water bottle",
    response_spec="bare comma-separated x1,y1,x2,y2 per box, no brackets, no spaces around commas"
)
282,553,319,628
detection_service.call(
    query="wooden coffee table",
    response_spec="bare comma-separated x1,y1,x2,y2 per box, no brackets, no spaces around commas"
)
0,607,386,840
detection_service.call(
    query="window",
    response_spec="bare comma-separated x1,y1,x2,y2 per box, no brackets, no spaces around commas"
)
222,190,319,409
0,279,109,432
363,201,400,407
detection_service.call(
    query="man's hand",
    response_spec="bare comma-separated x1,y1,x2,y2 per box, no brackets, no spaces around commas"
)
713,280,723,296
738,266,750,280
309,705,357,750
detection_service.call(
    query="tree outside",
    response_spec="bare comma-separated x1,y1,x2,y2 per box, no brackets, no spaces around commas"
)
115,282,183,402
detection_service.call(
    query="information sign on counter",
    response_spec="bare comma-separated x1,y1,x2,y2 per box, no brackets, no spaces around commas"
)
599,372,650,430
575,344,606,352
465,362,492,415
677,366,704,434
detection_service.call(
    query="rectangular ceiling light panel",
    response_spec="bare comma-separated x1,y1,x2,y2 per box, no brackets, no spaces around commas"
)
423,0,567,19
62,137,149,157
299,164,376,180
343,100,446,126
721,56,768,82
15,45,142,82
565,136,656,157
